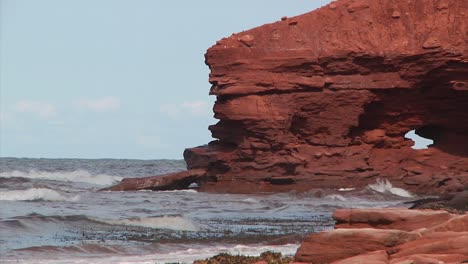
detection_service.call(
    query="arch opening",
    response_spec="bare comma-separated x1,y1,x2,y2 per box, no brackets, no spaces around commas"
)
404,127,437,149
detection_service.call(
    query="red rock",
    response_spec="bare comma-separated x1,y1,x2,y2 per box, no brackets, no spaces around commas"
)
295,228,419,263
333,208,454,231
423,214,468,234
238,34,254,47
390,254,468,264
100,169,206,191
331,250,388,264
295,208,468,263
179,0,468,194
389,232,468,258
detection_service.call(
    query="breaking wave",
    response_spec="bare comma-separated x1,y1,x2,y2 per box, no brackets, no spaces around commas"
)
0,188,80,202
367,179,414,198
9,243,300,264
0,170,123,186
90,215,199,232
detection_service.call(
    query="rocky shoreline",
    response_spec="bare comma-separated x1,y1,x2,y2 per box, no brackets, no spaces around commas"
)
191,207,468,264
296,208,467,263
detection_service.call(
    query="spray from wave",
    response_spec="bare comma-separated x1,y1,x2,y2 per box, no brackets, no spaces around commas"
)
0,188,80,202
0,170,123,186
367,179,413,198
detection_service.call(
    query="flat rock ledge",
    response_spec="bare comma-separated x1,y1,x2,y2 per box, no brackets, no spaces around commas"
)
100,169,206,191
295,208,468,264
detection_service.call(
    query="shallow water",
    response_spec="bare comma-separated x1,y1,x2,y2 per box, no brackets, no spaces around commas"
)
0,158,413,263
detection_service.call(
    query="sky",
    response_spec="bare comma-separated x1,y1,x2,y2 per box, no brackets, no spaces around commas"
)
0,0,333,159
1,0,430,160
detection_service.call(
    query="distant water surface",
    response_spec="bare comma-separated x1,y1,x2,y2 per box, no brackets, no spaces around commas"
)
0,158,413,263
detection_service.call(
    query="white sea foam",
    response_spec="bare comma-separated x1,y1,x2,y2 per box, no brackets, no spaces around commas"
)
338,187,356,192
242,198,259,203
0,170,123,186
0,188,80,202
367,178,414,198
90,216,199,232
324,194,347,201
155,189,198,193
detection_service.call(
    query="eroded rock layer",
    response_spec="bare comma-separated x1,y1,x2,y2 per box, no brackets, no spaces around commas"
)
183,0,468,194
295,208,468,263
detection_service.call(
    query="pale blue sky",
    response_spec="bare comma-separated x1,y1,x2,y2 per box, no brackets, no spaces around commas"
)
2,0,430,159
1,0,335,159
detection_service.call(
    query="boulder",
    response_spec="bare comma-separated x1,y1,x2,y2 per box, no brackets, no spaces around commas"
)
295,228,418,263
101,169,206,191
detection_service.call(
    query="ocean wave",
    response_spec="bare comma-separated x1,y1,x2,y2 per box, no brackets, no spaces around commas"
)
15,244,124,254
0,170,123,186
0,188,80,202
153,189,198,193
367,179,413,198
89,215,199,232
242,198,259,203
7,243,299,264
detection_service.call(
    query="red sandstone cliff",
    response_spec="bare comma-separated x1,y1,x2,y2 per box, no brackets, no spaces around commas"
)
182,0,468,194
107,0,468,195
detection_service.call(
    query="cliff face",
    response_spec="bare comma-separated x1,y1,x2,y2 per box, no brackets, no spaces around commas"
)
184,0,468,194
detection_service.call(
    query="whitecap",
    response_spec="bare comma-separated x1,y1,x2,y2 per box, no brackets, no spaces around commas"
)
155,189,198,193
0,170,123,186
368,178,413,198
324,194,347,201
0,188,80,202
338,187,356,192
89,215,199,232
242,198,259,203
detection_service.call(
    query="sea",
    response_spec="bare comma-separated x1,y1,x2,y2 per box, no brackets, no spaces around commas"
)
0,158,415,264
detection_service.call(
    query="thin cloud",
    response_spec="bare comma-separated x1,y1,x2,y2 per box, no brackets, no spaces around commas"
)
76,97,121,112
14,100,57,118
160,100,210,119
181,101,209,114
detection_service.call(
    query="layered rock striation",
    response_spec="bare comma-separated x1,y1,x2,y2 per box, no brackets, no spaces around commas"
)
295,208,468,263
183,0,468,194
